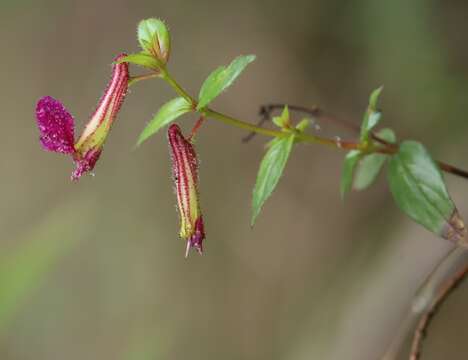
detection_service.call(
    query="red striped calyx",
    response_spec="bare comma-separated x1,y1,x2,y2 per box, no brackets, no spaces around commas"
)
168,124,205,257
35,54,130,180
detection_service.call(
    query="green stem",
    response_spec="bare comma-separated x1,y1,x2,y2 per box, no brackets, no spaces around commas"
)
160,67,195,105
128,73,161,87
158,69,369,151
204,109,354,149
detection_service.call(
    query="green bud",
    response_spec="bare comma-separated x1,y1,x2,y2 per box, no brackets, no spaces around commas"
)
137,18,171,65
272,106,290,128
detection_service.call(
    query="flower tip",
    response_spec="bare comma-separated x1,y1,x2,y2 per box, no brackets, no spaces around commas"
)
168,123,181,136
113,53,129,63
71,148,102,181
183,218,205,258
184,240,203,258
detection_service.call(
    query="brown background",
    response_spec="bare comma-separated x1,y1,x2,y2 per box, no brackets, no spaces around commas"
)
1,0,468,359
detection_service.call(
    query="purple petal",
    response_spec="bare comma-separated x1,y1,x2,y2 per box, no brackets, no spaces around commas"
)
36,96,75,154
185,217,205,257
71,148,102,181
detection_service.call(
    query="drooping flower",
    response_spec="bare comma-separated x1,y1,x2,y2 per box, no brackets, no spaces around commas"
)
35,54,129,180
168,124,205,257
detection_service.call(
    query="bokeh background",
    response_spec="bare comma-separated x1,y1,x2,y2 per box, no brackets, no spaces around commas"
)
1,0,468,359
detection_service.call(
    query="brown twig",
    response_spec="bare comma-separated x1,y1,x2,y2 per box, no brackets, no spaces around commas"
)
409,261,468,360
252,103,468,180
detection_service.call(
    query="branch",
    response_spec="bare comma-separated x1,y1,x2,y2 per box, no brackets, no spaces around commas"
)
409,260,468,360
381,246,467,360
253,104,468,180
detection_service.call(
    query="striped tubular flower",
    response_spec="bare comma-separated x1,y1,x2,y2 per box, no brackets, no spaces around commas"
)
35,54,129,180
168,124,205,257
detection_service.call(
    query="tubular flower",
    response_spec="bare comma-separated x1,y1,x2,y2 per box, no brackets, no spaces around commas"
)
35,54,129,180
168,124,205,257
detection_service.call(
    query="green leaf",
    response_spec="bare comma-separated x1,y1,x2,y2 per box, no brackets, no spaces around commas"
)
295,118,311,133
354,154,387,191
272,106,290,128
137,97,192,146
360,86,383,142
119,53,161,71
368,86,383,111
354,128,396,191
197,55,256,110
375,128,396,144
137,18,171,63
251,134,295,225
340,150,362,198
388,141,465,242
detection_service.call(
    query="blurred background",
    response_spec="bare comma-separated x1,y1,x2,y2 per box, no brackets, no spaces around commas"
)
1,0,468,359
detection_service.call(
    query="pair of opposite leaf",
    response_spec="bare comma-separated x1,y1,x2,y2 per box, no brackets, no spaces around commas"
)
340,88,466,245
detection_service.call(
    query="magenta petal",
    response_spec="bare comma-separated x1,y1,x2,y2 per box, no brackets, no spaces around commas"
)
71,148,102,180
36,96,75,154
185,217,205,257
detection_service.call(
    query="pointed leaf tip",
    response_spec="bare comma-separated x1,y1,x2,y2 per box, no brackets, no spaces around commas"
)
340,150,361,198
197,54,256,110
353,128,396,191
360,86,384,142
137,97,192,146
442,209,467,245
251,135,294,225
118,53,162,71
369,86,383,111
388,141,465,243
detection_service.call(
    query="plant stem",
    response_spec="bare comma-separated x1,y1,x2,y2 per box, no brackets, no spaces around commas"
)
160,68,195,105
158,70,372,152
128,73,161,86
381,246,468,360
140,69,468,166
261,104,468,180
409,259,468,360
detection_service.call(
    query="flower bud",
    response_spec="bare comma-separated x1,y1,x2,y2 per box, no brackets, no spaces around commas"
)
167,124,205,257
137,18,171,65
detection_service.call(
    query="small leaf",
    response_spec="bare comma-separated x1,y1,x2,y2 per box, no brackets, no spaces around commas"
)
137,97,192,146
340,150,362,198
375,128,396,144
272,106,290,128
137,18,171,63
354,154,387,191
369,86,383,111
251,135,295,225
388,141,466,242
295,118,311,133
118,53,161,71
354,128,396,191
360,86,383,142
197,55,256,110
